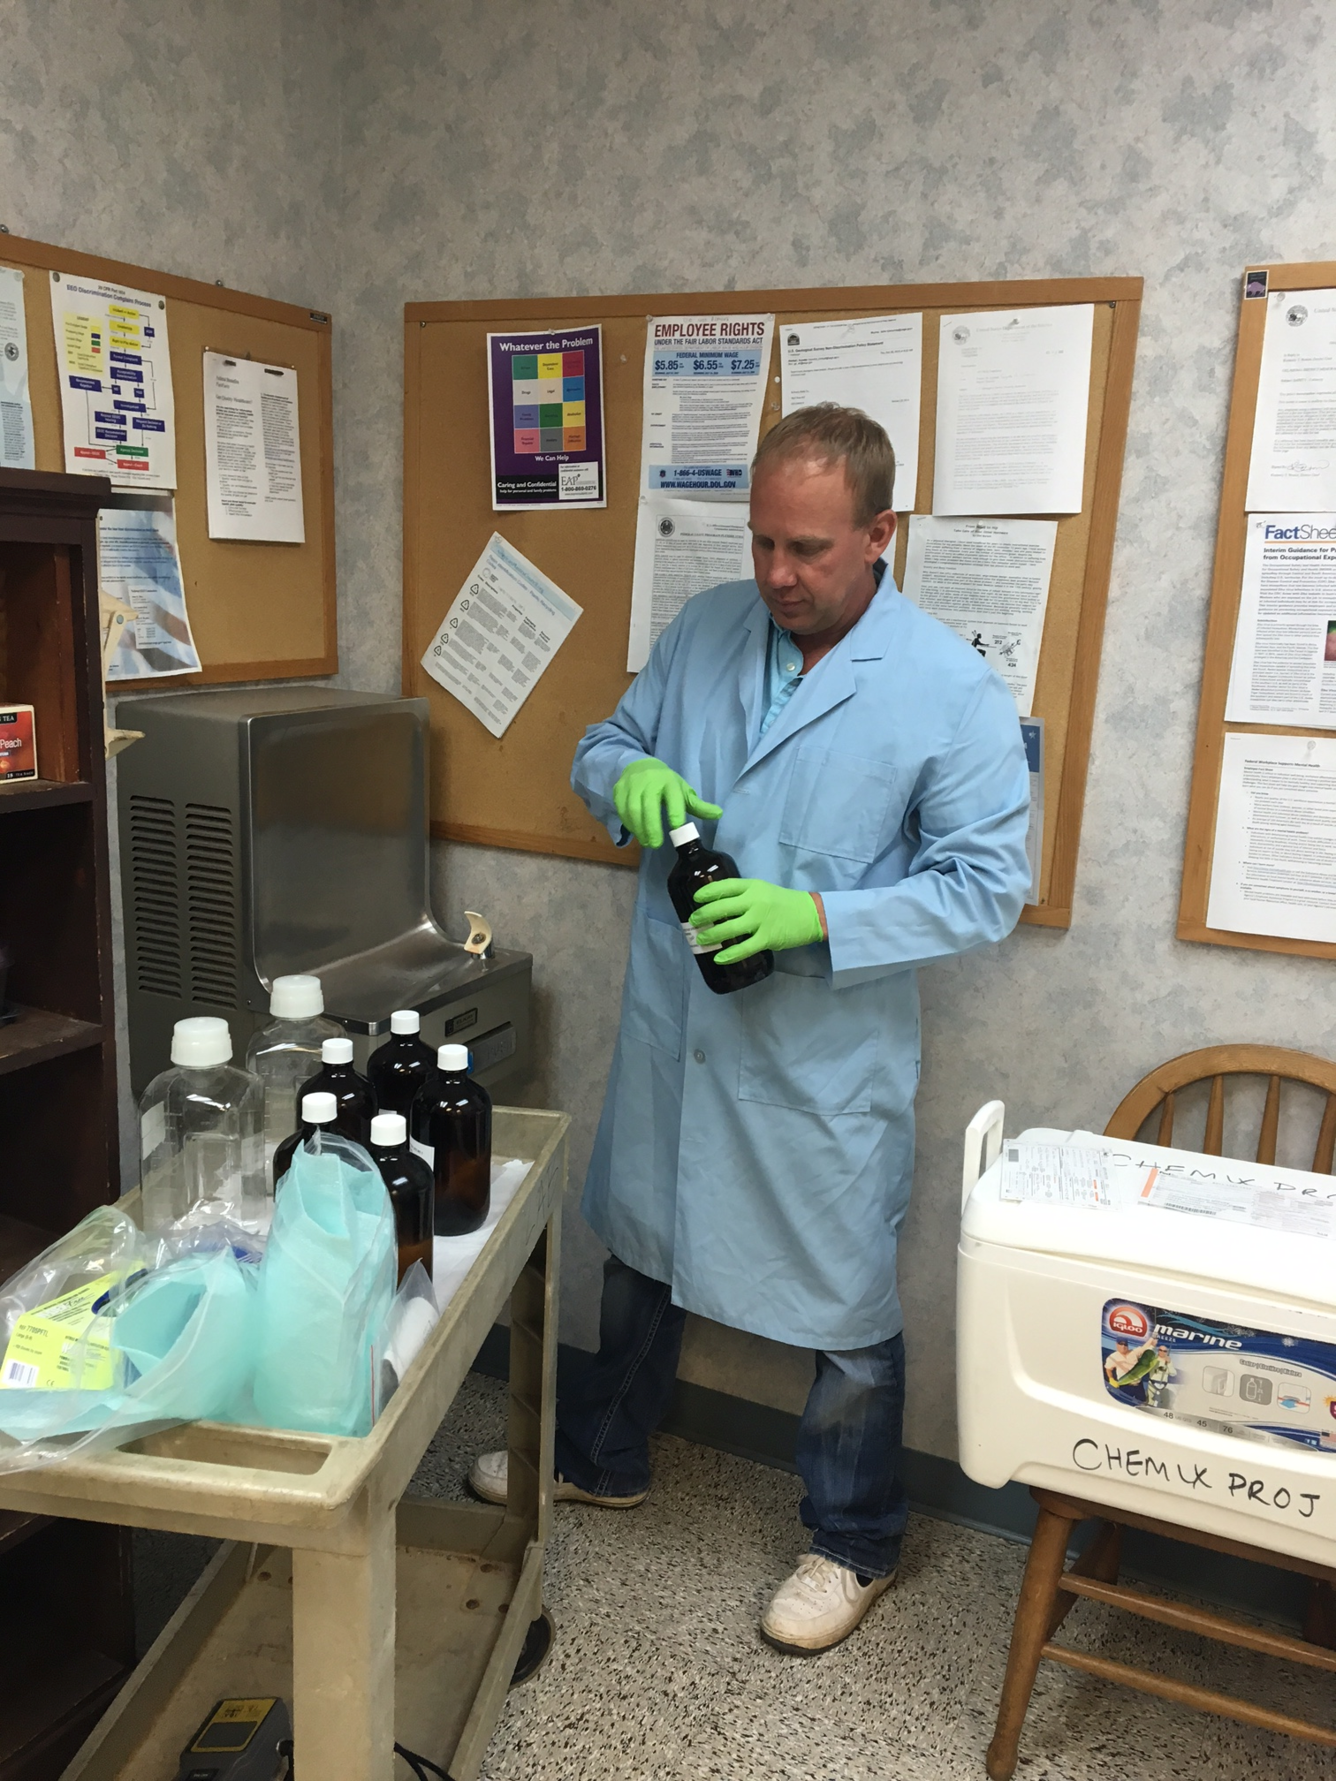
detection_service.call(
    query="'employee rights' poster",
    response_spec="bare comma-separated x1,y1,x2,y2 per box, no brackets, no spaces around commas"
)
487,325,606,511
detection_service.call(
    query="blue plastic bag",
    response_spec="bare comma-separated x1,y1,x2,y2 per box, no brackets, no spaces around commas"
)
251,1129,395,1436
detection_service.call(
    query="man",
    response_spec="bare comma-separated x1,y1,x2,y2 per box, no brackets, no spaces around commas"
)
472,404,1031,1653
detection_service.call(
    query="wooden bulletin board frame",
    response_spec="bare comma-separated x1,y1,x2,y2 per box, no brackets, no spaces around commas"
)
404,277,1142,927
1179,260,1336,959
0,231,336,683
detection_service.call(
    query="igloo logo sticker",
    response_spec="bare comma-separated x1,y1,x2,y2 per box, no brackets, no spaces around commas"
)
1107,1303,1150,1341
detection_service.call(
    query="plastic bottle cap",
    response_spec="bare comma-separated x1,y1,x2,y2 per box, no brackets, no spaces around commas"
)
268,973,325,1018
389,1009,421,1034
302,1092,337,1123
668,822,699,846
170,1016,232,1067
437,1043,470,1072
322,1037,354,1064
371,1111,407,1146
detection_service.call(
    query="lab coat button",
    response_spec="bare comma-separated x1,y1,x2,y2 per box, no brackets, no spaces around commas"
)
693,1049,706,1063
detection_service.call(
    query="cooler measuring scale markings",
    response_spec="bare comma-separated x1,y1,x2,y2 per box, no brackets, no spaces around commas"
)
959,1118,1336,1566
487,326,606,511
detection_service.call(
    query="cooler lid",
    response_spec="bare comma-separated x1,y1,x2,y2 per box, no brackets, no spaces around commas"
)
962,1127,1336,1308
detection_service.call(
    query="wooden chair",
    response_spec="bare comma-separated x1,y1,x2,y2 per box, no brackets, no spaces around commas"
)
986,1045,1336,1779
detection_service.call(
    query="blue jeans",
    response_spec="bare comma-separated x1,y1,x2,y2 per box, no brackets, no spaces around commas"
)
555,1256,908,1578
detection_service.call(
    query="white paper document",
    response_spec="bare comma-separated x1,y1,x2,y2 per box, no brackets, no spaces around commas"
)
421,533,581,738
203,351,305,543
1207,732,1336,942
50,272,176,489
0,265,35,470
934,304,1092,516
901,515,1056,714
998,1142,1112,1208
1246,289,1336,512
641,314,774,496
1225,516,1336,726
780,314,921,510
1138,1166,1335,1239
98,504,200,679
626,496,751,672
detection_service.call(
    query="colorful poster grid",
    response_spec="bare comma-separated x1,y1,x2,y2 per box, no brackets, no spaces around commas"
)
486,326,605,510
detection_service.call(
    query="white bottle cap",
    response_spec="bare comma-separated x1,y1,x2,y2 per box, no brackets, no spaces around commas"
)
668,822,699,846
437,1043,470,1071
322,1037,354,1064
301,1091,337,1124
170,1016,232,1067
371,1111,407,1146
390,1010,421,1035
269,973,324,1018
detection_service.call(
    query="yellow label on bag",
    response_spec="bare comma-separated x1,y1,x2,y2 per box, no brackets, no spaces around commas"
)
0,1273,121,1391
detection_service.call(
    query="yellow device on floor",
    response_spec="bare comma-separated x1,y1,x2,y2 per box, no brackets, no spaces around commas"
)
175,1697,291,1780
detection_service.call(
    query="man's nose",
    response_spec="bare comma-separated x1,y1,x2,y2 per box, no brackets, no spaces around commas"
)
764,552,798,588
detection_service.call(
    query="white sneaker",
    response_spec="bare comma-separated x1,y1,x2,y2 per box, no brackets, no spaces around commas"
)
760,1553,896,1653
467,1448,649,1509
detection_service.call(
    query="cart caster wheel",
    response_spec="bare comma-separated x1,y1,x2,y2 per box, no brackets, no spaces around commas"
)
510,1605,555,1685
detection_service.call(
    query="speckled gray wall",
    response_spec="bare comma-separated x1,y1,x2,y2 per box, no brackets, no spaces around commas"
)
11,0,1336,1464
335,0,1336,1458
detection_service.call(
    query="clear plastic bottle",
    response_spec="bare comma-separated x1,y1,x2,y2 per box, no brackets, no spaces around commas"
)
245,975,343,1172
139,1017,266,1233
367,1009,435,1119
411,1044,491,1237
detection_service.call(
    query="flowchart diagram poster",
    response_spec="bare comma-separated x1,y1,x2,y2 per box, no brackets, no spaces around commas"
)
50,271,177,490
487,325,606,511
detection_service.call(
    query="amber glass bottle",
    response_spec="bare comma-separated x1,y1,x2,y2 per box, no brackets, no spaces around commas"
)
411,1044,491,1237
272,1090,337,1192
369,1112,434,1283
666,822,774,995
303,1036,377,1144
367,1009,435,1118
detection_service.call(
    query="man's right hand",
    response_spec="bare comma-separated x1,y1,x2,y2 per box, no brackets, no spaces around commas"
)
613,757,723,849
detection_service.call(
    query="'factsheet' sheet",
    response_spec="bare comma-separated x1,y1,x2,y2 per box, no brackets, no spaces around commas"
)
1225,515,1336,727
421,533,582,738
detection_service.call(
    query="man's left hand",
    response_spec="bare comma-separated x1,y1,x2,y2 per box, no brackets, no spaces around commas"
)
690,879,826,963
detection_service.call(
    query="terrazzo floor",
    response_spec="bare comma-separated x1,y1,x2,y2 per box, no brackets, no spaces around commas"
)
135,1374,1336,1780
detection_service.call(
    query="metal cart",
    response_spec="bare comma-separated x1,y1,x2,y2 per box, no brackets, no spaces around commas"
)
0,1108,566,1781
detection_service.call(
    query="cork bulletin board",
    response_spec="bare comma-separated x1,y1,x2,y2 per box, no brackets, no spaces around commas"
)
1,231,336,682
1179,259,1336,960
404,276,1142,928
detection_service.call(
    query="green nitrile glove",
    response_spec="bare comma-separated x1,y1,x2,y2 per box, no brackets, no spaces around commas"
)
613,757,723,849
691,878,825,963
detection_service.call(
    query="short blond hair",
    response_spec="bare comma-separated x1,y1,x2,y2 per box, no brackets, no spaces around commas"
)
752,403,895,525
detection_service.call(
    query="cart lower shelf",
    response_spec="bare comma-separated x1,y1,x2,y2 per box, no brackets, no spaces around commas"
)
65,1498,544,1781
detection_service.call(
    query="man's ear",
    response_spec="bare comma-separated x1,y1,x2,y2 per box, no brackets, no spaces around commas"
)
867,508,896,560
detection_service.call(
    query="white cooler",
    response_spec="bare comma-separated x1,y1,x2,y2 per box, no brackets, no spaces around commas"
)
957,1103,1336,1567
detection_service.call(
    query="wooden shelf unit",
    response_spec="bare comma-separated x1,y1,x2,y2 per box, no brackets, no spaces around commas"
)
0,467,135,1779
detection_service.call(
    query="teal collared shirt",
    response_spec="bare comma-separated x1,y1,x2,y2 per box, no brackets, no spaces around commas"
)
758,558,890,742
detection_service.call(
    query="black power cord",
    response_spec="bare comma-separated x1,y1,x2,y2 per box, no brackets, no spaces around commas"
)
394,1743,454,1781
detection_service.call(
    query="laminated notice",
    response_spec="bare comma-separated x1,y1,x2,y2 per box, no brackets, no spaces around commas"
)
0,1272,121,1391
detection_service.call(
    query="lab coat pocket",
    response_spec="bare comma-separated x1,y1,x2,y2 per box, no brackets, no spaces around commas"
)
738,973,879,1115
778,748,905,865
621,913,686,1060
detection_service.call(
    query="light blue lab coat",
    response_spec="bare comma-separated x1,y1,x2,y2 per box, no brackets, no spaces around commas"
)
572,579,1031,1350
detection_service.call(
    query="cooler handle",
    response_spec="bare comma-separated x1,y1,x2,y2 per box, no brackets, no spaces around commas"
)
962,1100,1005,1212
